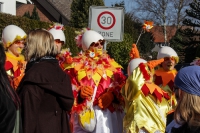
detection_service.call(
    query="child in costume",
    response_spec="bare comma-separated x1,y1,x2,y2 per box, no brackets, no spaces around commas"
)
154,46,179,124
121,44,170,133
2,25,27,90
62,29,126,133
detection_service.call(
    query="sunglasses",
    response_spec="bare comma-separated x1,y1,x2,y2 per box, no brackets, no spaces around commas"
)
55,39,64,45
164,57,175,61
90,39,105,47
14,40,25,46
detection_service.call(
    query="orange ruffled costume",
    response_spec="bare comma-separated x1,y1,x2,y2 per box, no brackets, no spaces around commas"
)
58,48,126,114
154,68,177,110
5,52,26,90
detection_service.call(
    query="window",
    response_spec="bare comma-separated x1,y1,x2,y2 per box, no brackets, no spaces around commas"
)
0,2,3,12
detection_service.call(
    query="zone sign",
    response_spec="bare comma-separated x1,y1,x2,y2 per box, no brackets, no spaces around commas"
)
89,6,124,42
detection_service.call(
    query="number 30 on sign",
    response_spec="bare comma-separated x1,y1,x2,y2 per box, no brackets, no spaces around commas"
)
97,11,116,30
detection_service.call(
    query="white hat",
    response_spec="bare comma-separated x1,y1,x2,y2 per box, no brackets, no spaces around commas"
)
157,46,178,59
127,58,147,76
2,25,26,48
81,30,104,51
48,28,66,43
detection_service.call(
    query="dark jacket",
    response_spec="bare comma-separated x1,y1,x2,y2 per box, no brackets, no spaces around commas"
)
0,91,16,133
17,58,74,133
171,123,200,133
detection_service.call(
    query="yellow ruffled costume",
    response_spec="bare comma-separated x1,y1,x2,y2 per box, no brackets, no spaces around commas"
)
121,64,170,133
5,52,26,89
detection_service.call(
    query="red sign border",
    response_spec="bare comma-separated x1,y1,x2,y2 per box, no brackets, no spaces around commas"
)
97,11,116,30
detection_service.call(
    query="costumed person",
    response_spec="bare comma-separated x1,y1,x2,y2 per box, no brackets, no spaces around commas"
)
62,29,126,133
166,66,200,133
0,43,22,133
2,25,27,90
121,44,170,133
154,46,179,124
17,29,74,133
48,22,66,54
48,22,73,69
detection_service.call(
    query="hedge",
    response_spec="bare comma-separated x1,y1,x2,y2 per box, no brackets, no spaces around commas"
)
0,12,80,56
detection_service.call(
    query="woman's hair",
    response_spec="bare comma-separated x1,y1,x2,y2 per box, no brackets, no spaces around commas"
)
25,29,58,61
0,44,20,109
174,90,200,127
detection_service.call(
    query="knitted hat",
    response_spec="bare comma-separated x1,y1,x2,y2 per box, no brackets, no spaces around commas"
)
175,66,200,96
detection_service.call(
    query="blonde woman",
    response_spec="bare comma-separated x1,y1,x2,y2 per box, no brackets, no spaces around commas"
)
17,29,74,133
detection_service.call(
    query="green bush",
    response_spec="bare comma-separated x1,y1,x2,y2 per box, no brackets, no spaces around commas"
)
0,13,79,56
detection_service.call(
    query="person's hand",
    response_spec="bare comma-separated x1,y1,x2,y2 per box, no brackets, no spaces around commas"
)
146,58,164,70
80,86,94,99
130,44,140,59
66,56,73,64
98,91,114,109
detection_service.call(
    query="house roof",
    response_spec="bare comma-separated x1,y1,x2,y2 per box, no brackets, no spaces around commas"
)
16,4,53,23
29,0,72,25
151,26,177,43
46,0,72,21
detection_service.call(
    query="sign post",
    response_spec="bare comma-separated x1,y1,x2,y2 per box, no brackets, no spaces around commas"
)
89,6,124,47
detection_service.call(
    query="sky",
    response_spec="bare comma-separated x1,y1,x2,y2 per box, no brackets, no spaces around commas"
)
104,0,132,12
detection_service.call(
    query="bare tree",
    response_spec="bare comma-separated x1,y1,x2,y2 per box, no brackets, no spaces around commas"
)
172,0,192,27
128,0,192,44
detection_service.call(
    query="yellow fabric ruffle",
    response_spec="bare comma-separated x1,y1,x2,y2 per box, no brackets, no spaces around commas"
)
6,52,25,72
121,65,170,133
64,52,122,87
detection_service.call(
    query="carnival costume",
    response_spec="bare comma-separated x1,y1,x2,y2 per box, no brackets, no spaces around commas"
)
59,29,126,133
154,46,179,110
2,25,26,90
121,44,170,133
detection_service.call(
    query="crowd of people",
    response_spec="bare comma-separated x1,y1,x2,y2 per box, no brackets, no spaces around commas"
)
1,23,200,133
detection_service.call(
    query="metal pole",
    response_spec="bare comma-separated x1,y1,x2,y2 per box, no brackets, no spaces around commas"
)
104,41,108,50
136,29,144,45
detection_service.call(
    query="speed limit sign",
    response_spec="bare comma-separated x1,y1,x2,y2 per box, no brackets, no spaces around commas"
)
89,6,124,42
97,11,116,30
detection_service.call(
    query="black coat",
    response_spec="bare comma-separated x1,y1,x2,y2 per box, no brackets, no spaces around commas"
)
0,91,16,133
17,58,74,133
171,123,200,133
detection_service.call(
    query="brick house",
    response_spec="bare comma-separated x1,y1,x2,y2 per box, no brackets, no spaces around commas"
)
150,25,177,52
151,25,177,46
16,0,72,25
